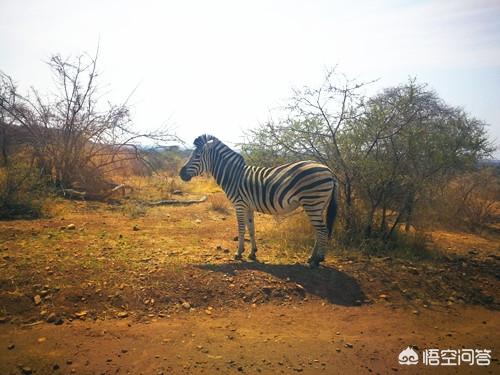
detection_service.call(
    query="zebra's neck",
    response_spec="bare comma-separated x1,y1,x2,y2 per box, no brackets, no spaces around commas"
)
209,145,245,200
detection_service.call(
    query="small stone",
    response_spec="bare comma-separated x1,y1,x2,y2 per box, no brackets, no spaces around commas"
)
38,337,47,343
133,225,140,231
121,349,128,353
75,311,87,319
335,348,341,352
117,311,128,318
344,343,353,348
21,367,32,374
46,312,57,323
7,343,15,350
66,224,76,230
181,302,191,310
34,295,42,305
195,219,202,224
412,310,419,315
52,364,60,370
66,359,72,365
379,294,388,300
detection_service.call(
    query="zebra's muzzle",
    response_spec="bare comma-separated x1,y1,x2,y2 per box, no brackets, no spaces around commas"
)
179,166,192,182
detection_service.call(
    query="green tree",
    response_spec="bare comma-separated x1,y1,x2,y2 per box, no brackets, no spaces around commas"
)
243,73,493,244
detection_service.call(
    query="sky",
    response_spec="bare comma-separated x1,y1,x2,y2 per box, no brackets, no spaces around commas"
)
1,0,500,156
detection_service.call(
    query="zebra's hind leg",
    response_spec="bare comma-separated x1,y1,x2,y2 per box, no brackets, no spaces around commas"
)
246,210,258,261
303,206,328,268
234,205,247,260
307,227,328,268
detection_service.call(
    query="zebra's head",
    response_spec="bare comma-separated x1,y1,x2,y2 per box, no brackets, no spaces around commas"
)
179,134,219,181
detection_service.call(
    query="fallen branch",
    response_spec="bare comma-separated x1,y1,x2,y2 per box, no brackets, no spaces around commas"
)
60,184,134,201
146,195,207,206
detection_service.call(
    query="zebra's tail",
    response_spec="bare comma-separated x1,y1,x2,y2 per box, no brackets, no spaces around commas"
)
326,181,338,239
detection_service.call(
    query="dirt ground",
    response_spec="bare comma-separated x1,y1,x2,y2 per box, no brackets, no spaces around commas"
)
0,193,499,374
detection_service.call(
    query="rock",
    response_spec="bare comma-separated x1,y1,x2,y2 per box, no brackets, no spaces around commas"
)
34,295,42,305
66,360,73,365
133,225,140,231
37,337,46,343
21,367,32,374
117,311,128,318
75,311,87,319
7,343,15,350
379,294,388,300
344,343,353,348
195,219,202,224
66,224,76,230
182,302,191,310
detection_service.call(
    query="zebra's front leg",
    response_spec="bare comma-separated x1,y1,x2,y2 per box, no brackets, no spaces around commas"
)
234,206,247,260
246,210,258,261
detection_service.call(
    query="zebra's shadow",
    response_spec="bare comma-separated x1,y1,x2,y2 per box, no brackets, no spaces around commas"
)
196,261,367,307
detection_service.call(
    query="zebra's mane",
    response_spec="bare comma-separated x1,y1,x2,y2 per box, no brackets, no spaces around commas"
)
193,134,219,149
193,134,245,165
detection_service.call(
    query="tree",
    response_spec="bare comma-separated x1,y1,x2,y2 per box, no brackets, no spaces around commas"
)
243,72,493,244
0,49,175,196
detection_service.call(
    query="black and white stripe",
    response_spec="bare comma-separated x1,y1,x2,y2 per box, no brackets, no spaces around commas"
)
180,134,338,267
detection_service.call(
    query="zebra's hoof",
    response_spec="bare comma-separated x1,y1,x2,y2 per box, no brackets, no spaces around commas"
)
308,260,320,269
234,254,243,261
307,256,323,269
248,253,257,261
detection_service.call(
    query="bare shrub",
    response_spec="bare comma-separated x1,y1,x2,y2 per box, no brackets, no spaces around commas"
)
424,168,500,233
0,158,47,219
0,50,176,199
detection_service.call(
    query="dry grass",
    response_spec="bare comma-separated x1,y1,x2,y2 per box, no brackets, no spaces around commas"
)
257,211,316,259
208,193,231,214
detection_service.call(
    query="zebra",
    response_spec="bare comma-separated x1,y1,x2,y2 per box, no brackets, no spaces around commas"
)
179,134,338,268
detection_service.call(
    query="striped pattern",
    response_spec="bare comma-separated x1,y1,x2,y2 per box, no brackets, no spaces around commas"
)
179,135,338,267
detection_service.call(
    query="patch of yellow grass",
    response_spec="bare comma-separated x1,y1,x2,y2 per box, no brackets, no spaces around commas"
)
208,193,231,214
257,210,315,256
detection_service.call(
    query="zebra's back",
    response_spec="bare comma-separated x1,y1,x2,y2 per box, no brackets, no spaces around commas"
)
238,161,335,215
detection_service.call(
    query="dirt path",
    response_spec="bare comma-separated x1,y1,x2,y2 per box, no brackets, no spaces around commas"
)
1,302,498,375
